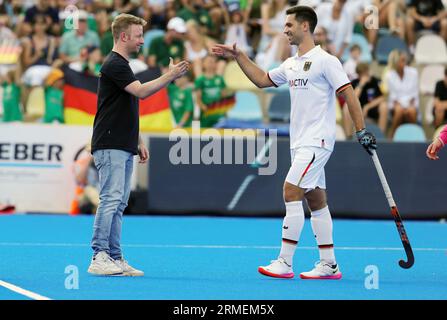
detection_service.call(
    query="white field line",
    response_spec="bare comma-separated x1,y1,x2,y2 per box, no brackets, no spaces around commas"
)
0,242,445,251
0,280,51,300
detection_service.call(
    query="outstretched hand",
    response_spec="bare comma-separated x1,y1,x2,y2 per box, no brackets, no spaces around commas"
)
211,43,240,59
169,57,190,80
426,138,443,160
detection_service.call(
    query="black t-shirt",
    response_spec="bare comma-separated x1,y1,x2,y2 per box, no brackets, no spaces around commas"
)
91,51,139,155
410,0,444,17
351,76,383,107
435,80,447,101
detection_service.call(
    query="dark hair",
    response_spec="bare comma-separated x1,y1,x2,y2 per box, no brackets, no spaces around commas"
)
286,5,318,33
350,44,361,52
445,66,447,77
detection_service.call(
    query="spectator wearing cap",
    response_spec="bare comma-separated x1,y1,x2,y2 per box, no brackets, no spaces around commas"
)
147,17,187,70
43,68,64,123
433,67,447,128
23,0,60,36
59,10,100,64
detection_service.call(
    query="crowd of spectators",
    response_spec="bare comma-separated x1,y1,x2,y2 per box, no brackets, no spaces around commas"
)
0,0,446,140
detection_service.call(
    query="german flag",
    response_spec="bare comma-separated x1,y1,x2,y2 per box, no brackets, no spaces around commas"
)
203,94,236,118
63,66,173,131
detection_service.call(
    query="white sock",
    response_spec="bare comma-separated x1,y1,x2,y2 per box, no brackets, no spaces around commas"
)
311,206,336,265
279,201,304,266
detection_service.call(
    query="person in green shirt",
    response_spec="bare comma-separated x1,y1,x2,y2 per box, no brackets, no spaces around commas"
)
148,17,186,70
59,11,100,63
178,0,215,37
195,54,230,127
1,69,23,122
43,68,64,123
168,74,194,128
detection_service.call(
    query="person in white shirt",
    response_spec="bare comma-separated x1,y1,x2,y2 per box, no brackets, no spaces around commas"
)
343,44,361,80
315,0,354,59
385,49,419,137
212,5,376,280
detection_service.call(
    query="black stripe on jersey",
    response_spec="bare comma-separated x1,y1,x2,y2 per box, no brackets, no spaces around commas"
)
336,82,352,94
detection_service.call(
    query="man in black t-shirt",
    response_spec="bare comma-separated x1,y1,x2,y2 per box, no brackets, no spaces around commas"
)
434,66,447,128
88,13,189,277
344,63,388,137
406,0,447,52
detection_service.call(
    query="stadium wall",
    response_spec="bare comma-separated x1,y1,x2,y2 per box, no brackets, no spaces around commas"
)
146,136,447,219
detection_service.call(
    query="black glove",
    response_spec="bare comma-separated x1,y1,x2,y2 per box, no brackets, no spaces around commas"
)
356,128,377,155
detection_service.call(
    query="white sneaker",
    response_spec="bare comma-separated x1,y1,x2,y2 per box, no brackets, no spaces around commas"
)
300,261,342,280
114,258,144,277
88,251,123,276
258,257,294,279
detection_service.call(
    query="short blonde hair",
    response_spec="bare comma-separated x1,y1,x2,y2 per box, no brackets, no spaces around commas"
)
387,49,407,71
111,14,147,41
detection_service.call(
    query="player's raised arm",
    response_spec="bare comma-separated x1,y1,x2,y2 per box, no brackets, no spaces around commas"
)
211,43,275,88
125,58,189,99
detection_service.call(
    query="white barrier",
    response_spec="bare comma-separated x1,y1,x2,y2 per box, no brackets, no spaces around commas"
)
0,124,92,213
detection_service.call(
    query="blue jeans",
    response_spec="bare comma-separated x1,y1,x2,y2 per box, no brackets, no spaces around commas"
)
91,149,134,260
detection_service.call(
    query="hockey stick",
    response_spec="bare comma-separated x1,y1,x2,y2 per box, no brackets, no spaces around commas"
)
371,150,414,269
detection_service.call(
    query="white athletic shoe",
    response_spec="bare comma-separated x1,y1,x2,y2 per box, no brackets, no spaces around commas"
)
258,257,294,279
88,251,123,276
114,259,144,277
300,261,342,280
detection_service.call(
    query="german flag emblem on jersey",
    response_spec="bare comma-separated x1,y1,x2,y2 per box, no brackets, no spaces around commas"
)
303,61,312,71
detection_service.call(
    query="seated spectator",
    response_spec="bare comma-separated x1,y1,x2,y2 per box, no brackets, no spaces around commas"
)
69,45,103,76
0,14,15,40
178,0,215,38
433,66,447,128
168,73,194,128
386,50,419,137
255,0,292,70
59,10,100,64
313,25,336,55
195,54,229,127
223,2,253,57
316,0,354,59
185,20,219,77
343,44,361,80
141,0,170,30
406,0,447,54
344,63,388,136
23,0,60,36
148,17,187,70
1,68,22,122
21,14,58,87
368,0,406,42
43,68,64,124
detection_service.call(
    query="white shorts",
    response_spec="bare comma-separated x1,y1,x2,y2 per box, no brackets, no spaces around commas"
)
285,146,332,192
